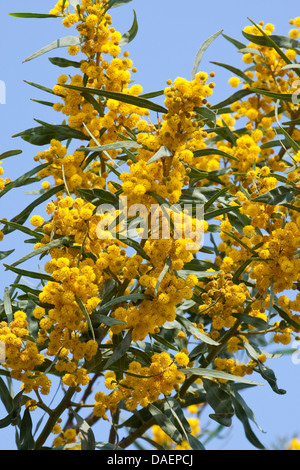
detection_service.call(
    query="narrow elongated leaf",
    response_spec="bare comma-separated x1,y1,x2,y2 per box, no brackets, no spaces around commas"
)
254,185,295,205
48,57,81,68
72,410,96,451
188,434,206,450
62,83,168,113
1,184,64,234
191,30,223,80
155,256,172,296
9,13,59,19
0,150,22,160
273,305,300,331
211,61,253,84
11,237,71,268
106,0,133,10
148,404,182,445
23,80,56,96
90,314,126,327
4,287,13,324
3,264,54,282
0,378,14,414
0,163,49,199
19,408,35,451
249,87,294,103
0,250,15,261
193,148,238,162
195,106,217,125
0,220,44,240
23,35,83,63
242,341,286,394
147,145,173,165
79,140,142,153
105,329,132,369
211,89,253,110
183,368,263,385
232,313,269,330
96,293,152,315
202,378,234,427
176,314,220,346
222,33,246,50
75,296,95,342
120,10,138,46
231,393,265,449
242,31,300,51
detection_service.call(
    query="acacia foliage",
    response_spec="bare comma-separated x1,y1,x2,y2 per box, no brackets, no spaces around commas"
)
0,0,300,451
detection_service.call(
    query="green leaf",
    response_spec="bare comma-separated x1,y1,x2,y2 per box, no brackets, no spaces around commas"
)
23,35,84,63
211,61,253,84
0,149,22,160
62,83,168,114
75,296,95,342
242,30,300,51
231,390,265,449
0,220,44,240
0,391,23,429
195,106,217,126
14,119,88,146
105,329,132,369
96,293,152,315
23,80,56,96
191,30,223,80
79,140,142,154
221,33,246,50
48,57,81,68
176,314,220,346
274,100,300,153
183,368,264,385
211,89,252,110
193,148,238,162
148,404,182,445
0,250,15,261
242,341,286,394
106,0,133,10
9,12,60,19
120,10,138,46
0,163,49,199
154,256,172,296
273,305,300,331
188,434,206,450
1,184,64,234
202,378,234,427
147,145,173,165
72,410,96,451
18,408,35,451
77,187,119,206
11,237,71,268
4,287,13,324
253,185,296,205
90,314,126,327
232,313,269,330
3,264,54,283
0,378,14,414
249,87,294,103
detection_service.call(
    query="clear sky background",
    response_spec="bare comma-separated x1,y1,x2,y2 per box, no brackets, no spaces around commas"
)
0,0,299,450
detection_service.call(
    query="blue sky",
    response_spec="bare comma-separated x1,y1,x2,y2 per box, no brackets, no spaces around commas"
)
0,0,299,450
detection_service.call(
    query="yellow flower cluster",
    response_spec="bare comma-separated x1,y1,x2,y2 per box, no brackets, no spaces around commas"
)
0,312,49,394
94,352,187,415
